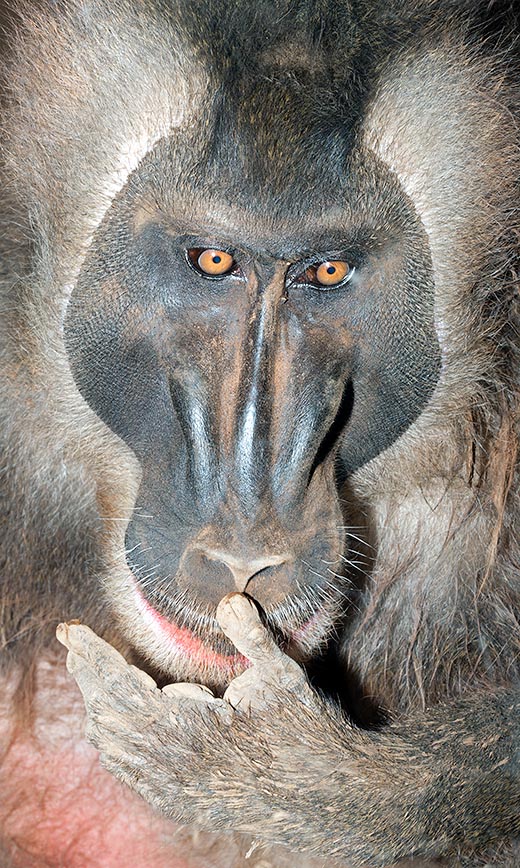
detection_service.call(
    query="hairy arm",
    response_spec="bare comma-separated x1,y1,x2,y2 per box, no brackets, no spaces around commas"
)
57,598,520,867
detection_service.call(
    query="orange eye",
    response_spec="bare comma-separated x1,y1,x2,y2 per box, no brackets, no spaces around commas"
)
188,248,236,277
314,260,350,286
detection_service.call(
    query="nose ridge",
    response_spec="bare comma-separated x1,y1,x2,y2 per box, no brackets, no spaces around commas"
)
201,547,289,592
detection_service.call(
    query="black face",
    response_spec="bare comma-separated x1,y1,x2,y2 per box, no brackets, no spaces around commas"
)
64,137,440,682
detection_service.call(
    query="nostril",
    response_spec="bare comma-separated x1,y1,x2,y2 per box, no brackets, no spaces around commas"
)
201,548,290,593
177,546,294,605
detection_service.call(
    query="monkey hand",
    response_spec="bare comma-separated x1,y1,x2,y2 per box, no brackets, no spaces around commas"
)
56,599,343,844
217,592,318,712
65,601,509,866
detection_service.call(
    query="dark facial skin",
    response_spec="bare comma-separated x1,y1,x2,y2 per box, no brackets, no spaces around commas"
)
64,139,440,680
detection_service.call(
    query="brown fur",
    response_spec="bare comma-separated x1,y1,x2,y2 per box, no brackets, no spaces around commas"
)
1,0,520,866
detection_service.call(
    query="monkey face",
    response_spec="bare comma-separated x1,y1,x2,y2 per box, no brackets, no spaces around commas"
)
64,140,441,686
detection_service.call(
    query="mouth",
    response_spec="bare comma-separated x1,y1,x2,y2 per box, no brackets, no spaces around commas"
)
133,583,250,676
130,577,338,681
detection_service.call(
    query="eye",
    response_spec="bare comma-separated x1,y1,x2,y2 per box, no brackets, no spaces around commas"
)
186,247,237,278
298,260,354,289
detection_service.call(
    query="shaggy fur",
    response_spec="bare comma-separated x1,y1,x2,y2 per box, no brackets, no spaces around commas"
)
1,1,520,866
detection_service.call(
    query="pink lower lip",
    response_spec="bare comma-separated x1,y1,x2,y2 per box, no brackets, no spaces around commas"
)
133,584,250,672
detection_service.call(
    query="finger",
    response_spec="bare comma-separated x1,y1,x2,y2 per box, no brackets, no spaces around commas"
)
223,669,277,713
162,683,234,723
216,593,286,664
57,623,159,716
57,622,129,676
162,682,214,700
223,652,311,714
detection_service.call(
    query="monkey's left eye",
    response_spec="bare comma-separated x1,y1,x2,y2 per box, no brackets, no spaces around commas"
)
295,260,354,289
186,248,238,278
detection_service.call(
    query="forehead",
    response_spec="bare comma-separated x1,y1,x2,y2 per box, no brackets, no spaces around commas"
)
116,18,414,256
127,133,405,260
147,197,357,259
105,2,425,253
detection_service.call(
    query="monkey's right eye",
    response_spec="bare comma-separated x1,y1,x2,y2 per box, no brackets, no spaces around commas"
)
186,248,238,278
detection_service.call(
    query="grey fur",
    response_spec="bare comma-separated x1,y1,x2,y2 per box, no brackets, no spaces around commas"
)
1,0,520,865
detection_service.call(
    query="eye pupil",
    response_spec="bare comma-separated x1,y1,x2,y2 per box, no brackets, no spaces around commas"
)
314,260,350,287
188,248,236,277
